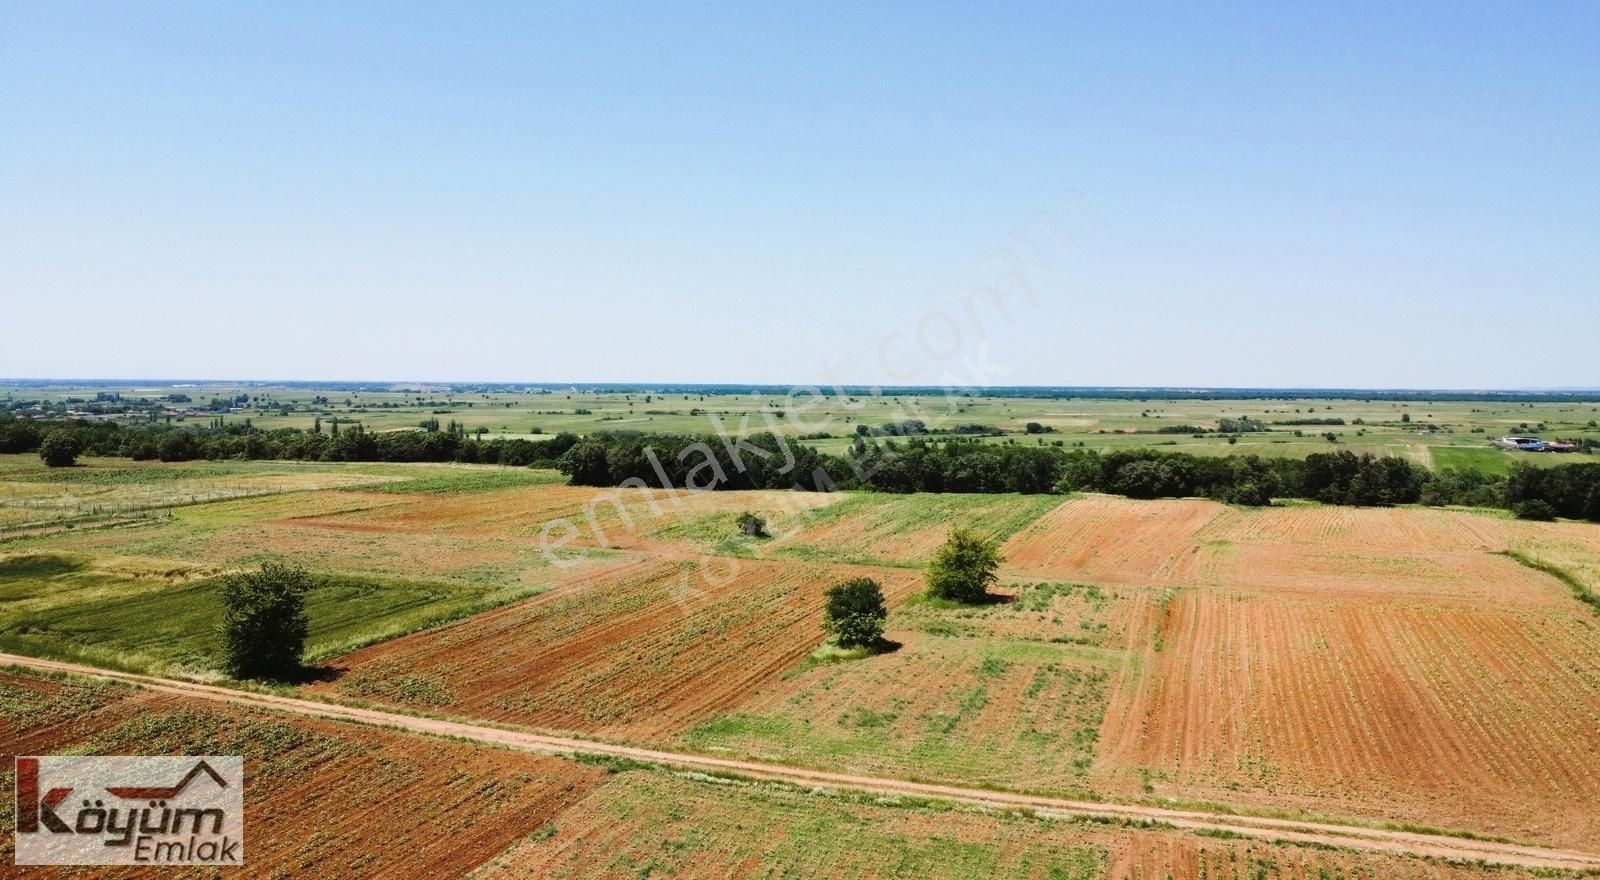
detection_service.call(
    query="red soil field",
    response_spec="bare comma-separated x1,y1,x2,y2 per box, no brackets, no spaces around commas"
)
1004,495,1578,603
1031,498,1600,849
1002,496,1224,585
276,484,840,549
0,672,603,880
1103,832,1531,880
308,556,922,738
1098,586,1600,848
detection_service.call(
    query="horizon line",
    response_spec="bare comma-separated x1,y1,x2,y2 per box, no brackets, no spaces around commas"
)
3,377,1599,396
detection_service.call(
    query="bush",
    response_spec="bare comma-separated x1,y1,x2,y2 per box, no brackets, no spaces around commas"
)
1513,499,1558,522
823,577,887,648
736,511,767,537
926,527,1002,603
37,431,81,467
219,563,311,680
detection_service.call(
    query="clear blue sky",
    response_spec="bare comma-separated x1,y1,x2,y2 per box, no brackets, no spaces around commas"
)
3,2,1596,388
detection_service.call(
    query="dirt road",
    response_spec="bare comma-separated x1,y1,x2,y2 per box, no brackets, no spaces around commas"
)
6,652,1599,872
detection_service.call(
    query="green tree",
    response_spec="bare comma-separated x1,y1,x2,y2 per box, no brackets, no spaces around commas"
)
558,440,611,486
37,431,81,467
926,527,1002,603
1513,499,1557,522
823,577,887,648
219,563,311,680
157,431,199,462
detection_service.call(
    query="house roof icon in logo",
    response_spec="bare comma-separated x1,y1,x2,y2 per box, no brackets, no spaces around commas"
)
105,760,229,800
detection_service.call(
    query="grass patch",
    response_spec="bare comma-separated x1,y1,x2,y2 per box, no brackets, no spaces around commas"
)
1499,550,1600,616
354,466,565,494
0,568,544,678
790,639,874,675
1431,446,1517,476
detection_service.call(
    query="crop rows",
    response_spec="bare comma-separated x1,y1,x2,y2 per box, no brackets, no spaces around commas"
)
312,557,922,738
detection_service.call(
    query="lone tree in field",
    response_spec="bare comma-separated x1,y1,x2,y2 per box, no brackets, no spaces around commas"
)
38,431,81,468
926,527,1002,603
823,577,887,649
219,562,311,680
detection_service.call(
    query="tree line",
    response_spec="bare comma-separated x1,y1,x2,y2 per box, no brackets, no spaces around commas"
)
6,414,1597,521
0,414,582,467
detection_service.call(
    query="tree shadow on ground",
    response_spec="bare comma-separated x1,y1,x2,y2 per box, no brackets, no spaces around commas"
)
867,637,903,656
255,664,339,685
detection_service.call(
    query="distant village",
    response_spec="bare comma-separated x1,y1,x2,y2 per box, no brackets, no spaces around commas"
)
1495,436,1580,453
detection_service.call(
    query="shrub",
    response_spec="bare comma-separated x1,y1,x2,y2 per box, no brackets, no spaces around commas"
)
736,511,767,537
926,527,1002,603
37,431,81,467
219,563,311,680
1513,499,1558,522
823,577,887,648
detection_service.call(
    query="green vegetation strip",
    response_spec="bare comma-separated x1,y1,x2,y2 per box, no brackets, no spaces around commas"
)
1499,550,1600,615
0,556,543,677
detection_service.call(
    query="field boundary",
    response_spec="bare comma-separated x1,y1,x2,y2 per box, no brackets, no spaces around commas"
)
1500,549,1600,615
5,653,1599,872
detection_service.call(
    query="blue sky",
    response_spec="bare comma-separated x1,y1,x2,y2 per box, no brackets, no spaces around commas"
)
3,2,1596,388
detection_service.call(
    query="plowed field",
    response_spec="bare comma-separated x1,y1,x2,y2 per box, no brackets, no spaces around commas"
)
0,671,603,879
1002,497,1581,603
310,556,923,738
1010,497,1600,849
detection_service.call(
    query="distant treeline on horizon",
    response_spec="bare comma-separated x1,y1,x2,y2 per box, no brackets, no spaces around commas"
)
3,379,1597,404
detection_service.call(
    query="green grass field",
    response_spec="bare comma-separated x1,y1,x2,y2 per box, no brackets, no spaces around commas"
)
0,552,540,676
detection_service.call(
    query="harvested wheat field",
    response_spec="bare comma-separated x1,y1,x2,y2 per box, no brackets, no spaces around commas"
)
18,485,626,589
0,671,604,879
310,555,923,738
0,458,404,531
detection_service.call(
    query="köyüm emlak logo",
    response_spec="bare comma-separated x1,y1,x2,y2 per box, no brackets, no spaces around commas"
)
15,756,243,866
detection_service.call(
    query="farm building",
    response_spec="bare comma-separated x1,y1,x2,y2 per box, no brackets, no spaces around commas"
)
1496,436,1580,452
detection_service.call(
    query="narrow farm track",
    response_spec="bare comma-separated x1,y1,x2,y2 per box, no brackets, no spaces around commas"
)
7,655,1600,872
